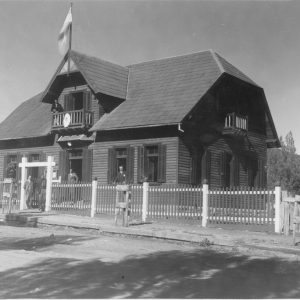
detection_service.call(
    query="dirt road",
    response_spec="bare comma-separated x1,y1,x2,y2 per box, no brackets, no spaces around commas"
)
1,225,300,298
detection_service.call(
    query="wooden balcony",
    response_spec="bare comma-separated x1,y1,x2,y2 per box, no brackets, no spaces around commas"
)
223,113,248,136
51,109,94,133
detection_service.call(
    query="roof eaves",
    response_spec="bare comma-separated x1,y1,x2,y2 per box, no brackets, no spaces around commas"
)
90,122,179,132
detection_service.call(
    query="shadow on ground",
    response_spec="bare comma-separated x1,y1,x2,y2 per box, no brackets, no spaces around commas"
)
0,234,95,251
1,248,300,298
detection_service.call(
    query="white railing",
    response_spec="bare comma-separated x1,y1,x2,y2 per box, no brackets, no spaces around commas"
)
52,109,94,129
225,113,248,131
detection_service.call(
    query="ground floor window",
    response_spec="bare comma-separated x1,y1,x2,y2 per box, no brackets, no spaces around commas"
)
107,146,134,184
137,144,166,183
145,146,159,182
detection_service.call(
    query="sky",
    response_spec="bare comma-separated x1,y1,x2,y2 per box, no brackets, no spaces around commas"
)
0,0,299,150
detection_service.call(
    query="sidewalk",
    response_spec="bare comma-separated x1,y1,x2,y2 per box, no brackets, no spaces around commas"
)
1,210,300,258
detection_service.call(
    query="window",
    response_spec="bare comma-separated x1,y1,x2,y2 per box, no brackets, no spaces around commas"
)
64,90,91,111
145,146,159,182
107,146,134,184
116,148,127,172
137,144,166,183
6,155,18,179
29,153,40,162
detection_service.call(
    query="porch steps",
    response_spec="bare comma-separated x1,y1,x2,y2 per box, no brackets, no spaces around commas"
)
0,210,50,227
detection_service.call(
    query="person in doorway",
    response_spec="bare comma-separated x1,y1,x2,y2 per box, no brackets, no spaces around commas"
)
115,165,126,184
68,169,78,203
68,169,78,184
24,175,33,209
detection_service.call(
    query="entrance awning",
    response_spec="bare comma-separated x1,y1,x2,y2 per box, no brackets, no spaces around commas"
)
57,134,95,148
57,134,94,143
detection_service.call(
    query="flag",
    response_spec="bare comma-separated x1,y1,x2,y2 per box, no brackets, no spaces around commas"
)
58,7,72,55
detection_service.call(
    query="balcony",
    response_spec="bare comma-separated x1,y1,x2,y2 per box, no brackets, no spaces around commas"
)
51,109,94,133
223,113,248,137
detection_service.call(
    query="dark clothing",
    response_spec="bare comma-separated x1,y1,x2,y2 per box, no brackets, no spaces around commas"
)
36,177,46,211
115,172,126,184
51,102,63,113
24,179,33,209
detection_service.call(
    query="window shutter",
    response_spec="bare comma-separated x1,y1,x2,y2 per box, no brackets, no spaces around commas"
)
191,150,198,185
64,94,74,111
248,158,257,187
202,150,211,185
256,159,266,188
82,148,93,182
3,155,7,179
83,90,92,111
137,146,145,183
230,156,240,187
220,151,226,187
59,150,69,182
158,144,166,183
16,153,23,182
126,146,135,184
107,148,116,184
40,152,47,162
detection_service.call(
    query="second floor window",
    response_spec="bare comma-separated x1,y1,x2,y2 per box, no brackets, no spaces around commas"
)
64,90,91,112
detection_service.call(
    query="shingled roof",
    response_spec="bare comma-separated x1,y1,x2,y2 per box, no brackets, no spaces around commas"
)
90,50,259,131
0,49,264,140
42,50,129,103
0,93,51,140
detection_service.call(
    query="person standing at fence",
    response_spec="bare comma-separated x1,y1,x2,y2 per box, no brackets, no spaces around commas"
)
115,165,126,185
24,175,33,209
37,172,47,212
68,169,78,203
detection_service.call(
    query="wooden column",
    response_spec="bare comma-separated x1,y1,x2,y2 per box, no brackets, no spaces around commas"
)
45,156,54,212
19,156,28,210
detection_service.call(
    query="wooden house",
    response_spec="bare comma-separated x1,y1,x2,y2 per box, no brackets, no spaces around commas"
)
0,50,279,189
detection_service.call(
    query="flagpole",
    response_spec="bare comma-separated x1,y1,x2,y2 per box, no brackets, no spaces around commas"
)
67,2,73,76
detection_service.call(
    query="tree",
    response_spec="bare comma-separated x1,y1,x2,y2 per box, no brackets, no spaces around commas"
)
267,131,300,194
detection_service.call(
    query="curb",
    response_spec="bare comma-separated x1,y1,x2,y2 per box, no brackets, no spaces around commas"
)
36,219,300,257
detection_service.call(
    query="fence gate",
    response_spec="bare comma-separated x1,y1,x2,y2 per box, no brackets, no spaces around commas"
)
1,179,21,214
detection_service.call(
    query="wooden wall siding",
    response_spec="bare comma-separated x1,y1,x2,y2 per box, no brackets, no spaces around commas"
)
178,139,191,184
92,137,178,184
0,143,61,180
247,131,267,160
206,131,267,188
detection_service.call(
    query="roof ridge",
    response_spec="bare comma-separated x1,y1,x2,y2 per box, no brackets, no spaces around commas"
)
127,49,212,67
70,49,128,70
209,49,225,74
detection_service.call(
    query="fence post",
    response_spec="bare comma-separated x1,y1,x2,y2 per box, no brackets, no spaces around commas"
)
202,179,209,227
45,156,54,212
274,183,282,233
142,181,149,222
91,178,97,218
19,156,27,210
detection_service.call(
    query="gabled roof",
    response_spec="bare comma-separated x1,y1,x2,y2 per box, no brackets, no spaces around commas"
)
42,50,129,103
90,50,258,131
0,93,51,140
0,49,278,145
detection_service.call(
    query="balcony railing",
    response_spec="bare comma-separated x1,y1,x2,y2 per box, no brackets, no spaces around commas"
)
223,113,248,135
52,109,94,131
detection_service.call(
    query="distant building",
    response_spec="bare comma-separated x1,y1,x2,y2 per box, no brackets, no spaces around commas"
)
0,50,279,188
